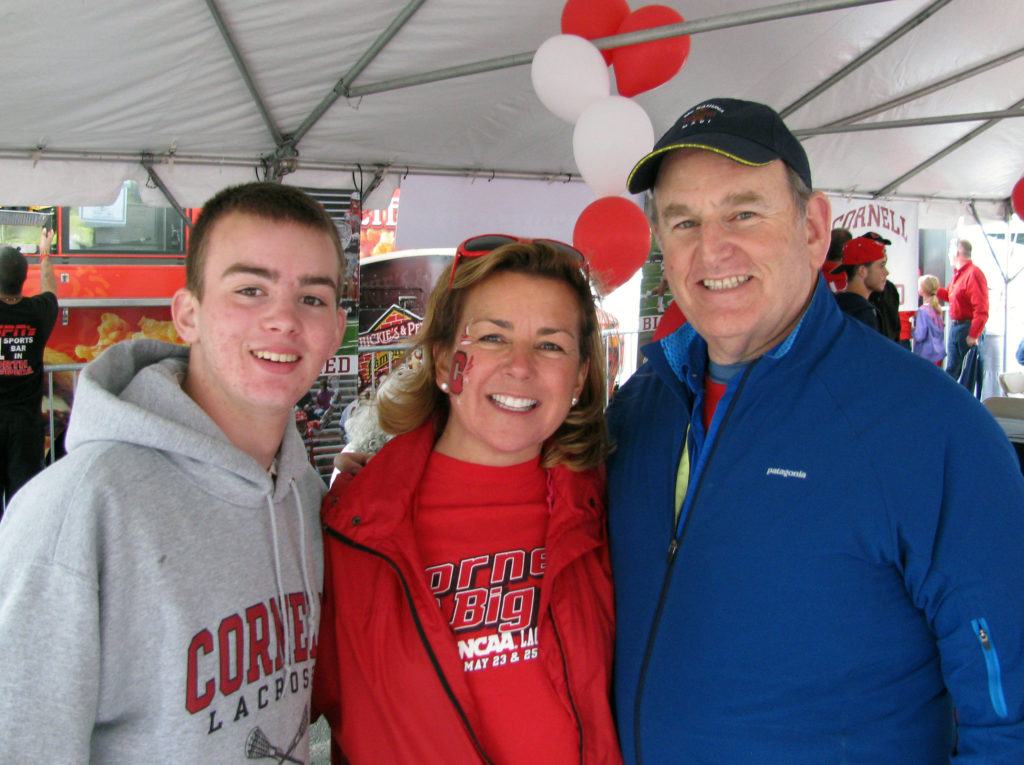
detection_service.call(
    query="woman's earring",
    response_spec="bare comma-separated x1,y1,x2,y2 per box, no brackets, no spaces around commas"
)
441,382,450,393
571,396,579,407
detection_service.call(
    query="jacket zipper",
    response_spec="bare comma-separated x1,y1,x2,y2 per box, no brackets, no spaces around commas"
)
632,361,757,765
970,617,1009,719
549,607,585,764
324,526,495,764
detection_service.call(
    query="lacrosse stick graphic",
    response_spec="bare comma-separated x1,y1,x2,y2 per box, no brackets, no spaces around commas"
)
245,705,308,764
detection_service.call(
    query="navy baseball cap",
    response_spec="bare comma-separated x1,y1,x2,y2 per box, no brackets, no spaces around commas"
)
860,231,892,246
627,98,812,194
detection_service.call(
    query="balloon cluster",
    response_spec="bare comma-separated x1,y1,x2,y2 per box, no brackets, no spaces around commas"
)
531,0,690,293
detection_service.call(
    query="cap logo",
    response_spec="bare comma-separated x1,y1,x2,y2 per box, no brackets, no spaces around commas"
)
681,103,723,128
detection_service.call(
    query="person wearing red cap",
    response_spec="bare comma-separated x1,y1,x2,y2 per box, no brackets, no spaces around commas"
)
831,237,888,332
938,238,989,380
822,227,851,293
861,231,903,343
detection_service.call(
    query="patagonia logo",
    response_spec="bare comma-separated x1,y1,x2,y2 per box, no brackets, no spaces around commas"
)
766,467,807,480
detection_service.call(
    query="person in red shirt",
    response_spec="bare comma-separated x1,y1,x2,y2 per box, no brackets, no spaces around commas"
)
314,237,621,764
937,239,988,379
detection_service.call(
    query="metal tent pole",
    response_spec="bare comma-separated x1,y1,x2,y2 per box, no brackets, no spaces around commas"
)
793,107,1024,136
780,0,953,118
204,0,284,148
969,201,1016,374
816,46,1024,130
289,0,427,146
347,0,893,98
874,96,1024,197
141,156,193,230
1,145,1013,208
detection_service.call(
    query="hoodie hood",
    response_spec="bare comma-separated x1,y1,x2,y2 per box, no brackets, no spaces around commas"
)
65,338,313,507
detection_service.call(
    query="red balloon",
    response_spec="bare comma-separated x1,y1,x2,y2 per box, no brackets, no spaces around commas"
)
573,197,651,294
1013,176,1024,219
611,5,690,97
561,0,630,66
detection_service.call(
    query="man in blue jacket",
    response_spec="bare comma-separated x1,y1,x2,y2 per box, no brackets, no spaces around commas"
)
607,98,1024,763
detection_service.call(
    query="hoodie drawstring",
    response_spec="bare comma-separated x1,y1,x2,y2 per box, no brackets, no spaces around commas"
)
289,477,318,652
266,493,291,672
266,480,318,675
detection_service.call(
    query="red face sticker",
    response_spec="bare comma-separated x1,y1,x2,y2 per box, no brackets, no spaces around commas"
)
448,350,473,395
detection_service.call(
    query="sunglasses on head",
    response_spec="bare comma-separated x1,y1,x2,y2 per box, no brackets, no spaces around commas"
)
448,234,589,289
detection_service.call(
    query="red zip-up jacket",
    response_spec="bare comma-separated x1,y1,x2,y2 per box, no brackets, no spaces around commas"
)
937,259,989,339
313,423,622,764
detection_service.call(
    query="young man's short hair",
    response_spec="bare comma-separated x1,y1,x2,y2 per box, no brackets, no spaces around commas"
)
837,264,865,281
0,246,28,295
186,183,345,299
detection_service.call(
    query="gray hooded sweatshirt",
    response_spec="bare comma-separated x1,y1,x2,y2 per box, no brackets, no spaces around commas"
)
0,339,324,763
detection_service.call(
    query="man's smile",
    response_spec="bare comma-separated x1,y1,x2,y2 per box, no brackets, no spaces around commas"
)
702,275,751,291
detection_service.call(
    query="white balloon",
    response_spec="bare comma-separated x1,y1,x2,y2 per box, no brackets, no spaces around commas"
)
573,96,655,198
530,35,610,124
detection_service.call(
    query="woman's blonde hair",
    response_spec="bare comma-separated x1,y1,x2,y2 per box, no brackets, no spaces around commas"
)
919,274,941,313
377,241,609,470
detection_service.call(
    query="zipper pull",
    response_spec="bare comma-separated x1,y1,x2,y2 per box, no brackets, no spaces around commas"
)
978,625,992,650
667,538,679,563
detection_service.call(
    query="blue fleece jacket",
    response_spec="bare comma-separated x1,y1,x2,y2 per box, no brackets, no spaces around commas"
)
607,277,1024,764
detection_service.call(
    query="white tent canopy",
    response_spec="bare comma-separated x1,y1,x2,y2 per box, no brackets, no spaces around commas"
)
4,0,1023,225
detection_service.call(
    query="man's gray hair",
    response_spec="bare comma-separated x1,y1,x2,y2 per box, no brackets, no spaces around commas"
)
786,166,813,217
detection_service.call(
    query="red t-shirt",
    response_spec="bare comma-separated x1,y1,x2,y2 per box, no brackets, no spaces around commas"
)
704,377,727,431
414,451,579,763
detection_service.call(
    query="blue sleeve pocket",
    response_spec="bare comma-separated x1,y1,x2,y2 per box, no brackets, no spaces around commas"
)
970,617,1009,719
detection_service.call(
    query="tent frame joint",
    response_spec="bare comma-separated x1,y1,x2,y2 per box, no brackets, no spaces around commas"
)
265,142,300,182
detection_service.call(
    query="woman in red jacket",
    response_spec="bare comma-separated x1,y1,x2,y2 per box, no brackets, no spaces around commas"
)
314,237,621,764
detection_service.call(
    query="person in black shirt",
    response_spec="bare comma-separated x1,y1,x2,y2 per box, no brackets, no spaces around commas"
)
831,237,887,332
0,228,58,513
861,231,902,343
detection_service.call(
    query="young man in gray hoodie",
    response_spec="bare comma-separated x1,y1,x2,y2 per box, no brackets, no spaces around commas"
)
0,182,345,762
